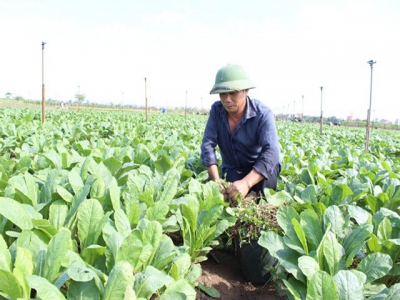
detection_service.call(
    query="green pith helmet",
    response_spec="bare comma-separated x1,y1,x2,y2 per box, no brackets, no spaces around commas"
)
210,64,256,94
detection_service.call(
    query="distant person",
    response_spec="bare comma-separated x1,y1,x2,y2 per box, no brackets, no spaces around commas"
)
201,64,281,200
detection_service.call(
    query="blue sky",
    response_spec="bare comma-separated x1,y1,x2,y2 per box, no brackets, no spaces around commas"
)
1,0,399,120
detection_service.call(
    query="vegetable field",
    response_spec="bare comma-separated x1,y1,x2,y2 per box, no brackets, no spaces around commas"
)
0,108,400,299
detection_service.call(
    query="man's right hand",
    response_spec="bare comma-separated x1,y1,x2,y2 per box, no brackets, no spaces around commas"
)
216,179,229,201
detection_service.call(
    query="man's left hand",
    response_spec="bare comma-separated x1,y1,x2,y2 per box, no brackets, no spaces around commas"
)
226,179,251,200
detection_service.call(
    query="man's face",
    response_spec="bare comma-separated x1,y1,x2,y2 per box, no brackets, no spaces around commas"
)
219,90,248,115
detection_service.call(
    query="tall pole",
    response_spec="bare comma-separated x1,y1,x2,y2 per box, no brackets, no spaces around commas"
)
320,87,323,134
293,100,295,120
77,85,80,111
302,95,304,123
145,78,148,122
41,41,46,123
122,92,124,111
365,60,376,151
185,90,188,119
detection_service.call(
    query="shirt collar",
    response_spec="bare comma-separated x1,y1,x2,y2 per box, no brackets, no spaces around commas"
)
243,96,257,120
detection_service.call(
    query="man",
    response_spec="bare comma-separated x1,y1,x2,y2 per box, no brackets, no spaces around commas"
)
201,64,281,200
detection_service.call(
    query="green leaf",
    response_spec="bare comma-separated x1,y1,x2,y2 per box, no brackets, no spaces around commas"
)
134,266,173,299
42,149,62,169
145,201,169,223
307,270,339,300
162,279,197,300
9,172,39,206
14,246,34,298
114,208,131,236
67,261,96,282
49,200,69,230
104,260,135,300
277,206,300,234
386,283,400,299
64,184,91,227
108,177,121,211
258,231,304,282
322,231,345,276
356,253,393,283
44,230,71,283
301,185,318,203
196,283,221,298
185,263,202,284
77,198,105,249
298,256,319,279
367,233,382,253
32,219,58,239
0,197,33,230
316,223,331,270
116,230,153,272
81,245,107,266
170,253,191,280
342,223,373,267
56,185,73,203
90,177,106,200
333,270,364,300
141,220,163,258
27,275,67,300
158,168,180,203
300,168,315,185
0,269,24,299
104,157,123,176
69,169,85,194
155,154,173,174
366,195,383,214
300,209,323,251
292,218,308,254
283,277,307,300
0,235,11,271
67,280,101,300
180,204,197,236
152,235,178,270
348,205,371,225
377,217,392,242
330,184,353,205
323,205,345,238
16,230,48,265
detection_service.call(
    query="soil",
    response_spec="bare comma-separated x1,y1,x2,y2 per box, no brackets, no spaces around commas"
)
196,249,286,300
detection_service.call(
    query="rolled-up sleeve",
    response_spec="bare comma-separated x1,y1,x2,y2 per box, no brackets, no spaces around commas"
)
252,109,280,180
201,105,219,167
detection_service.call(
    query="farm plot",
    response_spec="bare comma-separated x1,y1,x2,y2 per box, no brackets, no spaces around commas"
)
0,108,400,299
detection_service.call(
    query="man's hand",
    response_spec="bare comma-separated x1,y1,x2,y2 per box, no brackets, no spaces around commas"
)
216,179,229,201
226,179,251,200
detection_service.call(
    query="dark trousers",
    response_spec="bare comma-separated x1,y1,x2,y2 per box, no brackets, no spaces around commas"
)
225,164,281,195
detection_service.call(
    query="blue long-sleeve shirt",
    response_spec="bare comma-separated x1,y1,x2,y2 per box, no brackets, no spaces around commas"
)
200,97,280,180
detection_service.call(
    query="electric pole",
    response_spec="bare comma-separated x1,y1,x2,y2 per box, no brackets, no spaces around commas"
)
365,60,376,151
320,87,323,134
41,41,47,123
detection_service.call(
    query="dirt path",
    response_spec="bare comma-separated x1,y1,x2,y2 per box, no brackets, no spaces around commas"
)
196,249,286,300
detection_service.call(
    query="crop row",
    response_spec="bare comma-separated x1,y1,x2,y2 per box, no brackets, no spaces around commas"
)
0,108,400,299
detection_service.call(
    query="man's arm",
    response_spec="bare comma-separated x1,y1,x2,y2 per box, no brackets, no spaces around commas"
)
207,164,221,182
226,169,264,199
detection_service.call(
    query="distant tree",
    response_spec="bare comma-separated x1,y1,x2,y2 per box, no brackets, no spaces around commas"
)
75,93,86,111
5,92,12,99
15,95,24,101
75,94,86,104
